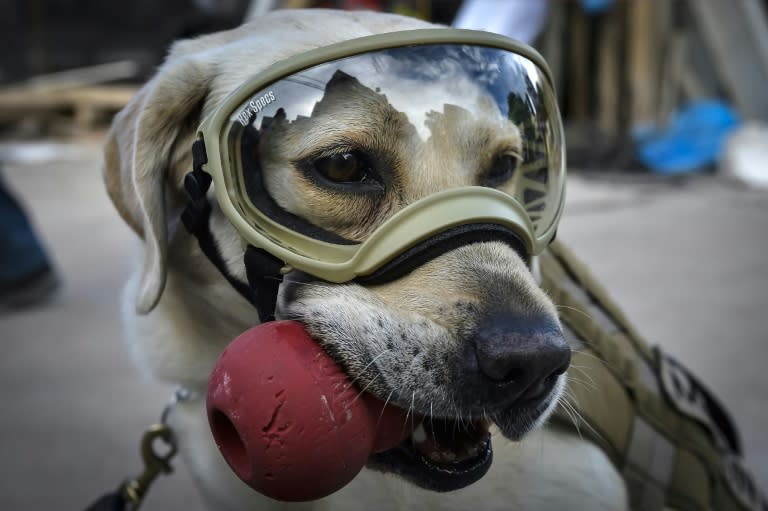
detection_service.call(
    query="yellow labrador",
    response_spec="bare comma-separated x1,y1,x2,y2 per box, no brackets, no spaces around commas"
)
103,9,627,510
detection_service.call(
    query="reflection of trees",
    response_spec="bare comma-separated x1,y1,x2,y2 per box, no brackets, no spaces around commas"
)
258,69,417,144
507,77,552,226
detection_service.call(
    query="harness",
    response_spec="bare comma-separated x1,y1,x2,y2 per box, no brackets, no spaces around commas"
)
541,241,767,511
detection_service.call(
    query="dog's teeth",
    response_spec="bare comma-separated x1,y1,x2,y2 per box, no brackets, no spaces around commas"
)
412,422,427,444
466,443,481,458
433,450,456,463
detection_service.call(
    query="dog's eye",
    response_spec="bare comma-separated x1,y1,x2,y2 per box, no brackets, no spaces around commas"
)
312,152,374,185
483,153,520,187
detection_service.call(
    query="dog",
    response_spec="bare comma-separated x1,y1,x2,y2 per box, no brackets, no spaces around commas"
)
103,9,628,510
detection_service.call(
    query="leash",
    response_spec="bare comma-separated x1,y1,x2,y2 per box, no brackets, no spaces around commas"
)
84,388,195,511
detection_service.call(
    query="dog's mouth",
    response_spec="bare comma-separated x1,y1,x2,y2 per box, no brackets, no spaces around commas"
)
369,415,493,492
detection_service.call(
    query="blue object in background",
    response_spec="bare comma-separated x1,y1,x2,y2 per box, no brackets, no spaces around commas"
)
0,170,59,307
634,100,742,175
580,0,614,14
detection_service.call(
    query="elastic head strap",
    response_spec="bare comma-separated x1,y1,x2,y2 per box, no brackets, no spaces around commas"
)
181,139,284,322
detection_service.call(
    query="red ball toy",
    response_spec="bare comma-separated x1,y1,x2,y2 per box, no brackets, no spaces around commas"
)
207,321,411,501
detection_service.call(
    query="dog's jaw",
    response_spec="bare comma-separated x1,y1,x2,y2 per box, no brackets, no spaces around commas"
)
276,241,566,420
275,240,570,491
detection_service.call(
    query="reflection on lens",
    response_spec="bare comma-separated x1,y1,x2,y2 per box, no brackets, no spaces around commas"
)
226,44,563,245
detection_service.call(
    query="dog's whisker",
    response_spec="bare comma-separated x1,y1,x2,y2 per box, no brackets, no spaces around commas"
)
566,373,598,392
554,304,593,321
563,399,587,442
558,395,583,441
448,395,459,433
342,349,391,393
347,372,382,407
375,388,396,432
569,349,608,368
568,367,597,387
569,363,596,372
401,387,416,437
567,378,597,394
570,348,600,358
569,365,598,388
560,391,606,446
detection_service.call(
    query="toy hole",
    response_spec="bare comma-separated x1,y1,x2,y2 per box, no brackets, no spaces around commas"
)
210,409,251,480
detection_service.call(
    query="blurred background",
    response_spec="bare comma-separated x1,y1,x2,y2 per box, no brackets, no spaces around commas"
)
1,1,766,509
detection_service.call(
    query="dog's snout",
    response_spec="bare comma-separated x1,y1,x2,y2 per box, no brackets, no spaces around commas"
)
472,314,571,400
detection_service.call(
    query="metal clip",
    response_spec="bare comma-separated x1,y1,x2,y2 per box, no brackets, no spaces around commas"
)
120,424,178,510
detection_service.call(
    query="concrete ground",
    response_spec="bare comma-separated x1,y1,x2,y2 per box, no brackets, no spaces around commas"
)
0,139,766,510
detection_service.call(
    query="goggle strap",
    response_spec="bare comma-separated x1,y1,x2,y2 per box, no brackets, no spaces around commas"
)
244,245,285,322
182,141,275,320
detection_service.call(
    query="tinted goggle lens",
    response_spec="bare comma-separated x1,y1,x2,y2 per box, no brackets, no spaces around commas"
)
220,44,564,251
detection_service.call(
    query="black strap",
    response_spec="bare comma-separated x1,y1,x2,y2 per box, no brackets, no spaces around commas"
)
83,490,127,511
181,139,284,321
244,245,285,322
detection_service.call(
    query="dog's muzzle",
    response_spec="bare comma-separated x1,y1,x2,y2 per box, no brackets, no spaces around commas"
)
179,28,570,495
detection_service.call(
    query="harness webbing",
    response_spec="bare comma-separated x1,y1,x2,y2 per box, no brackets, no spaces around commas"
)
541,241,766,511
181,139,285,322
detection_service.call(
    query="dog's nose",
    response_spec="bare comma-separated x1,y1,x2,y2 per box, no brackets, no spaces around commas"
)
472,313,571,400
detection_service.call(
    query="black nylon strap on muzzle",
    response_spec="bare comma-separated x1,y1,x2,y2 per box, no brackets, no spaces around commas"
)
181,140,284,322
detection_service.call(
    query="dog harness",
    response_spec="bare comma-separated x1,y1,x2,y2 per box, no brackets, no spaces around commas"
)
541,241,767,511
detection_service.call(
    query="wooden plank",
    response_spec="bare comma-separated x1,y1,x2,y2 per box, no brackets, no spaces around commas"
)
686,0,768,118
597,7,621,135
539,1,565,106
680,20,722,101
0,85,137,124
569,6,590,120
658,32,688,127
627,0,663,128
23,61,139,91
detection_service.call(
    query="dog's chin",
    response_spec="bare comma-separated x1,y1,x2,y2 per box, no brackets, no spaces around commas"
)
366,398,554,492
490,397,557,441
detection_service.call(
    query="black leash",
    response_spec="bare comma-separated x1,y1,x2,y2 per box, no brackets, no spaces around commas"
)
84,424,177,511
83,389,197,510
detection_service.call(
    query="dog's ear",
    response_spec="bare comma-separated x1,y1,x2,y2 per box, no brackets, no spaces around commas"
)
102,57,211,314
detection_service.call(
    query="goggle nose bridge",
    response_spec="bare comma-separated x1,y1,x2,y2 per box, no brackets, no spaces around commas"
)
355,222,529,286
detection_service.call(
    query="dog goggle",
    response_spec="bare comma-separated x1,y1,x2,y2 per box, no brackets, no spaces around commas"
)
190,29,564,287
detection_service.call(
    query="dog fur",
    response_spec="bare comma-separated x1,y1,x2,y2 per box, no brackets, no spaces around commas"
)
103,9,628,510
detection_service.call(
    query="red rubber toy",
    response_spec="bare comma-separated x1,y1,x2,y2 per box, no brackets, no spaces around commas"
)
207,320,411,502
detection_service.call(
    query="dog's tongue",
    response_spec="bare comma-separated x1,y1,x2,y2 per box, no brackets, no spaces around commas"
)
206,320,411,502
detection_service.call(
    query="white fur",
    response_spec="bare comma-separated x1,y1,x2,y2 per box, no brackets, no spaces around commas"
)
162,392,627,510
109,9,629,510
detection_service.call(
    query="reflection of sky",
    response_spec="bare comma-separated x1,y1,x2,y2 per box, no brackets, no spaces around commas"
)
229,45,549,138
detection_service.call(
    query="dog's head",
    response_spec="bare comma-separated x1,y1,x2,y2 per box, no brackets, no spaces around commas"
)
103,9,570,493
